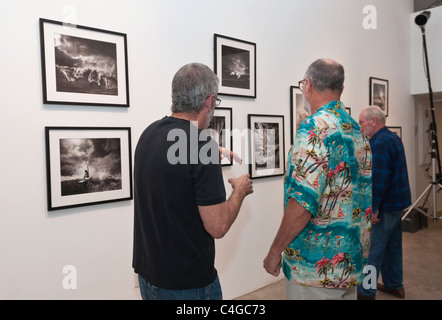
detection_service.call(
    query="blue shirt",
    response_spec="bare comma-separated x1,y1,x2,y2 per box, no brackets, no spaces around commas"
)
283,101,372,288
370,126,411,213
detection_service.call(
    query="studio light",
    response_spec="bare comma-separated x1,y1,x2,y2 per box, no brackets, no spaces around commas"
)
403,9,442,222
415,10,431,26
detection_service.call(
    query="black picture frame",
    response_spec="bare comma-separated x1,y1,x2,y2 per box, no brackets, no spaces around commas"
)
214,34,256,98
208,107,233,166
290,86,309,145
369,77,389,117
248,114,285,179
40,18,130,107
388,126,402,140
45,127,133,211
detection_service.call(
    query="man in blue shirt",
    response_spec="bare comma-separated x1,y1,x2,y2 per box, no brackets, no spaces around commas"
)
358,106,412,300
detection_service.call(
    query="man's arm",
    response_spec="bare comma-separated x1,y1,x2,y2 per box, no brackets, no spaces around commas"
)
263,198,311,276
198,174,253,239
371,140,391,214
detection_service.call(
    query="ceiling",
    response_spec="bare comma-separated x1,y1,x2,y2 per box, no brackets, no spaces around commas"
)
415,0,442,11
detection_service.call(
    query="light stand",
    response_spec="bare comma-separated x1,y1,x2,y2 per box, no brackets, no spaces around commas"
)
402,11,442,223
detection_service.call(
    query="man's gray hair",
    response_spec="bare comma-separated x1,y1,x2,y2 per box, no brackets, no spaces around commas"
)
305,59,345,94
171,63,219,114
363,105,386,124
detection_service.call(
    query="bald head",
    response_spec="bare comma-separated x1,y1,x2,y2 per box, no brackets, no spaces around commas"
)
305,59,345,94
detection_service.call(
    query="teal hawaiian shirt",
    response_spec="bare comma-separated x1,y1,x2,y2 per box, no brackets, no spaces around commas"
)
283,101,372,288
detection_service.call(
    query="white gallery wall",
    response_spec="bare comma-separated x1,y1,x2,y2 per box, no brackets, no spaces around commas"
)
0,0,415,299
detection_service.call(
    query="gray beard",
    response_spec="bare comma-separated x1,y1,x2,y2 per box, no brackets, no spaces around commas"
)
303,94,311,115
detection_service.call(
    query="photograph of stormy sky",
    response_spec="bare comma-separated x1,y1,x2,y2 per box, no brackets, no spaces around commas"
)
59,138,122,196
54,33,118,95
221,45,250,90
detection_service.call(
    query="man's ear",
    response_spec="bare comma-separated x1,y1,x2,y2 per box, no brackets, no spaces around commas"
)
304,80,313,98
204,94,214,111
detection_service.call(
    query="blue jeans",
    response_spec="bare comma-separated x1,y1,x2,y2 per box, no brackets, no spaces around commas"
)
358,210,404,298
138,275,223,300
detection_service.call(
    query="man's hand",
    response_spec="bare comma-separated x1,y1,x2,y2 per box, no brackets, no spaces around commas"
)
262,198,311,277
263,252,282,277
228,174,253,197
371,210,380,225
219,147,243,164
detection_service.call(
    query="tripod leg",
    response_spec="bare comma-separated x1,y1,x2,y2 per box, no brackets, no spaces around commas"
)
402,184,432,221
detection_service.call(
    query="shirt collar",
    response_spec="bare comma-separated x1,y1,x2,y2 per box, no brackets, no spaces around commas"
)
369,126,388,143
318,100,345,112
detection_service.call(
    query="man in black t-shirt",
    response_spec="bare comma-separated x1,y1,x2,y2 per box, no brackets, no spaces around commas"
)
133,63,253,300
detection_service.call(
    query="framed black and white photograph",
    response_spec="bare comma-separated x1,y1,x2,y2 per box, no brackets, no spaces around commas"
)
208,107,233,166
345,107,352,116
369,77,389,117
248,114,285,179
40,18,129,107
45,127,132,211
214,34,256,98
388,126,402,140
290,86,309,145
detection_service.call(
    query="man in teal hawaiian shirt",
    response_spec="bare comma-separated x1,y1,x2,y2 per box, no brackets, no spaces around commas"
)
264,59,372,300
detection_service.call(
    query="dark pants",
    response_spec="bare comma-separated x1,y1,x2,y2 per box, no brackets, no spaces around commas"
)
138,275,223,300
358,210,404,297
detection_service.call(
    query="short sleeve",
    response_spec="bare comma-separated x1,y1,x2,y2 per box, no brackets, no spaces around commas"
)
285,121,328,217
192,138,226,206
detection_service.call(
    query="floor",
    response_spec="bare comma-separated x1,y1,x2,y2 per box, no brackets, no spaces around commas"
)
236,218,442,300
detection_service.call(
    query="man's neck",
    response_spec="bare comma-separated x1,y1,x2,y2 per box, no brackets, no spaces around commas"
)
171,112,196,121
310,91,341,114
171,112,203,129
311,99,340,114
369,125,386,139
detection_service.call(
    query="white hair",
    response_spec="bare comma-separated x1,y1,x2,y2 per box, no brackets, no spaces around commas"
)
363,105,386,124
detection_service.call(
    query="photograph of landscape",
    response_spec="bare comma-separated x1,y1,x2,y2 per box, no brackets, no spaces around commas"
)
59,137,122,196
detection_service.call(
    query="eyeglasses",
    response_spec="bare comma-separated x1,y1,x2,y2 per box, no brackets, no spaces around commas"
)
207,95,222,107
298,79,307,92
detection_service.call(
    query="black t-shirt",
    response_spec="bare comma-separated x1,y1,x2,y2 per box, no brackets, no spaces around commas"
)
133,116,226,290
